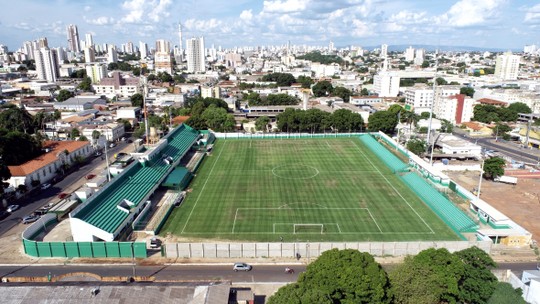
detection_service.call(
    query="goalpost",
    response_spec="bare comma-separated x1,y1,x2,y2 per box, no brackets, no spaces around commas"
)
293,224,324,234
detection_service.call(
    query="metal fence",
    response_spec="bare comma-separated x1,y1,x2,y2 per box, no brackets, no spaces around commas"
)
163,241,492,259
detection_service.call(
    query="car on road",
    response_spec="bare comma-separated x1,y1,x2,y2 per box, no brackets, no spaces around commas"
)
58,192,69,200
94,151,102,157
22,214,40,224
149,237,161,249
233,262,252,272
0,211,9,220
6,205,19,212
40,183,51,190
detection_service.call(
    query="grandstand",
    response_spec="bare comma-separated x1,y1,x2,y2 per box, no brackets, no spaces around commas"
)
69,124,199,242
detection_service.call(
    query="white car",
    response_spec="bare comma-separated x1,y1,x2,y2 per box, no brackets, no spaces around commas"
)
6,205,19,212
233,263,252,272
40,183,51,190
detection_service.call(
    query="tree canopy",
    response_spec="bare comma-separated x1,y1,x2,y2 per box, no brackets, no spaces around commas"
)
483,156,505,179
460,87,475,97
406,139,426,156
247,93,299,106
296,51,344,65
255,116,270,132
312,81,333,97
130,93,144,108
297,75,314,88
0,105,37,134
507,102,531,114
473,104,525,123
268,249,391,304
261,73,296,86
368,111,398,134
56,89,74,102
332,86,352,102
77,77,93,92
0,129,42,165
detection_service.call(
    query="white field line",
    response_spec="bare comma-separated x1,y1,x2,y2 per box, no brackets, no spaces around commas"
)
232,209,239,233
336,223,342,233
367,209,383,232
181,141,227,234
351,139,435,234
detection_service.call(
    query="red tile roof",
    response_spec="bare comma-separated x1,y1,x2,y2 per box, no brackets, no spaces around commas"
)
8,140,90,177
477,98,507,106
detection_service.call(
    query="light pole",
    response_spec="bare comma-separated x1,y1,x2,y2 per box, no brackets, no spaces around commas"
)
477,158,485,199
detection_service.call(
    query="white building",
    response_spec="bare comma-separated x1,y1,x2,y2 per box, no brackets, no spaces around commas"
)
405,85,434,114
380,44,388,58
116,107,141,120
84,46,95,63
107,45,117,63
437,134,482,158
495,52,520,80
85,64,107,84
404,46,415,61
81,122,125,143
66,24,81,53
139,41,148,58
34,47,59,83
186,37,206,73
311,63,341,77
373,71,400,97
433,94,477,125
201,86,221,99
414,49,425,65
154,39,172,74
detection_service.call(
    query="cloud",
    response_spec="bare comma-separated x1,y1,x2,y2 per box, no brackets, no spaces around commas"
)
240,9,253,22
84,6,91,12
439,0,505,27
524,4,540,23
120,0,172,24
85,16,115,25
262,0,309,14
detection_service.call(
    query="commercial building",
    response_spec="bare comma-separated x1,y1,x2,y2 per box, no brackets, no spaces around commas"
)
33,47,59,83
93,72,140,98
186,37,206,73
495,52,520,80
66,24,81,53
85,64,108,84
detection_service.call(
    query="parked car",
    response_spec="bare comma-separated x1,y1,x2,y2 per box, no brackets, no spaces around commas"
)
40,183,51,190
22,214,40,224
34,207,50,215
7,205,19,212
0,211,9,220
149,237,161,249
58,192,69,200
233,263,252,272
94,151,102,157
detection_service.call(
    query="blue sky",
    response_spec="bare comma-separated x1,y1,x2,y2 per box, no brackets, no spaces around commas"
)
1,0,539,51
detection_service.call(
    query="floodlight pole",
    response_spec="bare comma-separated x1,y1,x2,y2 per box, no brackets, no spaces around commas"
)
426,51,438,156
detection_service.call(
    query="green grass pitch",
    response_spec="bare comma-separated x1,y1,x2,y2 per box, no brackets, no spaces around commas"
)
162,137,461,242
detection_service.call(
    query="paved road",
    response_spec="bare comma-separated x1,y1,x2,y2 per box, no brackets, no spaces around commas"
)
0,141,131,236
0,262,536,282
452,133,540,164
0,264,305,283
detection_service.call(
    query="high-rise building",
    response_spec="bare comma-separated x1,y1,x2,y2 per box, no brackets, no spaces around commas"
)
414,49,425,66
433,94,477,124
85,33,94,48
37,37,48,48
56,47,66,64
139,41,148,58
66,24,81,53
126,41,134,54
186,37,206,73
84,46,95,63
34,47,59,83
380,44,388,58
154,39,172,74
85,64,107,84
404,46,415,61
373,71,400,97
22,41,35,60
329,41,335,52
107,45,117,63
495,51,520,80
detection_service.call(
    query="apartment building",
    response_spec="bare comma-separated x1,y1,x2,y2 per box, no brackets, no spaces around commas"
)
495,52,520,80
433,94,477,124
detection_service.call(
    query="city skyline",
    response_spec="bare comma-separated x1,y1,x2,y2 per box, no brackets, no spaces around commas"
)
0,0,539,51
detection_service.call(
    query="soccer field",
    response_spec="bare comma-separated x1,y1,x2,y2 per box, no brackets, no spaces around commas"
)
162,137,460,242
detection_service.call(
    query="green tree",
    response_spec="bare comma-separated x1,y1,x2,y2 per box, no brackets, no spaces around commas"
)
368,111,398,134
329,109,364,132
487,282,526,304
0,129,42,165
261,73,296,86
390,248,464,304
406,139,426,155
78,135,88,141
455,246,497,303
173,74,186,84
0,160,11,192
56,89,74,102
421,60,430,68
108,62,119,70
200,105,235,132
91,130,101,140
245,92,262,105
483,156,505,179
130,93,144,108
255,116,270,132
70,128,80,138
159,72,173,83
312,81,333,97
0,105,37,134
77,77,93,91
460,87,475,97
360,88,369,96
507,102,531,114
297,75,314,88
439,119,454,133
473,104,500,123
497,107,518,122
265,94,299,106
269,249,391,304
435,77,448,85
296,51,344,65
333,86,352,102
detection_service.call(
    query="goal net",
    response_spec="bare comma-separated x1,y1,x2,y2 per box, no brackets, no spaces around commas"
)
293,224,324,234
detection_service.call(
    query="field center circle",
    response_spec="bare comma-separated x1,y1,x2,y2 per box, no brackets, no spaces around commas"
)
272,164,320,179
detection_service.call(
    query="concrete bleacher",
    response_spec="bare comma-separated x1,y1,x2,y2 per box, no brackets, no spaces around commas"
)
359,134,409,172
400,172,478,235
74,124,199,235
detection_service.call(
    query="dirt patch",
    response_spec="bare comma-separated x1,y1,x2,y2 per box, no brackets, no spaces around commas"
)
447,170,540,243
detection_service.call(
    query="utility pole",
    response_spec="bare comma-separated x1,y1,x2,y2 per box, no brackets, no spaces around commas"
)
426,50,438,156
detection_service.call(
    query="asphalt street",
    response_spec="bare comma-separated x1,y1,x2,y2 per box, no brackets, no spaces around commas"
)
0,262,536,283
